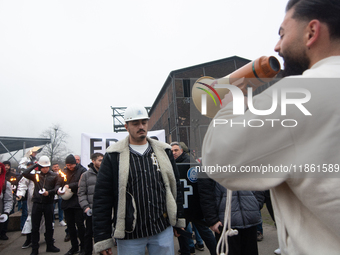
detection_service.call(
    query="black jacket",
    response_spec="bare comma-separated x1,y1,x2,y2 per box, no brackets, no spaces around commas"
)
176,152,191,163
61,164,87,210
93,144,185,243
22,164,59,204
176,161,204,222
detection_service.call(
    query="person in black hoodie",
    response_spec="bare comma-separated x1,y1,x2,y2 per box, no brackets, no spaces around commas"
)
58,154,87,255
171,142,217,255
22,156,60,255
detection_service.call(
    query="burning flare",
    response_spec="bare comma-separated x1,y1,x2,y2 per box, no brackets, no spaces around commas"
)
58,170,67,182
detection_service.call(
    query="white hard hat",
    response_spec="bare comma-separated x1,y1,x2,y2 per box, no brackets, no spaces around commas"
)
124,104,150,122
60,187,74,200
37,156,51,167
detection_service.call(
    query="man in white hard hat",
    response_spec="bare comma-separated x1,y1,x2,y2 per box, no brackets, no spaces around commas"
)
93,104,185,255
22,156,60,255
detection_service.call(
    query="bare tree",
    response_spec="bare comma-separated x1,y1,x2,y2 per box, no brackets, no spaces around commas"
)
40,124,70,164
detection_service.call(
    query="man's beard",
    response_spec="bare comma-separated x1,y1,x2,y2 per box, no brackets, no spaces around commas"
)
138,134,146,140
281,49,310,77
135,130,147,140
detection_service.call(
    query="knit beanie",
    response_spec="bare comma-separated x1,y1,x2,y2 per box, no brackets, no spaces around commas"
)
65,154,76,164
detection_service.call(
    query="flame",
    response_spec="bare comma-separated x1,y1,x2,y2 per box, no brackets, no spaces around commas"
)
58,170,67,182
35,174,40,182
10,177,17,182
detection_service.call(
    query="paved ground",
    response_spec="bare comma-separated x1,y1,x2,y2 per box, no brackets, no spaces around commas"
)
0,222,278,255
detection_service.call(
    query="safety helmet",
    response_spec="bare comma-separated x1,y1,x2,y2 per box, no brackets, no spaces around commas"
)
60,187,74,200
124,104,150,122
37,156,51,167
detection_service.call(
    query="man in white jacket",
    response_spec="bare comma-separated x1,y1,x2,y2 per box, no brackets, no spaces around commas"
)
202,0,340,254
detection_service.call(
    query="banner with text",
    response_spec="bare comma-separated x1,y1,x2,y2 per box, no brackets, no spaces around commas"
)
80,130,166,168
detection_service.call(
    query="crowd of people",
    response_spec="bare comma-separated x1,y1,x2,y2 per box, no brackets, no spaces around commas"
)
0,110,271,255
0,129,269,255
0,151,105,255
1,1,340,255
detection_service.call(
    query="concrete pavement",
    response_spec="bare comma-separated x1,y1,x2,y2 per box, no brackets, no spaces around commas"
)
0,222,278,255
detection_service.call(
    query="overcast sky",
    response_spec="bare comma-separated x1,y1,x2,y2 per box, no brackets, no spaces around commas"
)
0,0,288,157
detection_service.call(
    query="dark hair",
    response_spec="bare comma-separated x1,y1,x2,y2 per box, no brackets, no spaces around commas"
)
2,161,11,167
27,161,34,166
91,153,104,161
170,142,182,150
286,0,340,39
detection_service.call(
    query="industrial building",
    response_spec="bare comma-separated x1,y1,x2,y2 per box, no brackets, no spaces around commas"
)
147,55,280,159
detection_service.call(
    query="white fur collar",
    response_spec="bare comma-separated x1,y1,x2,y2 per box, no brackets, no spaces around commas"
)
106,136,171,153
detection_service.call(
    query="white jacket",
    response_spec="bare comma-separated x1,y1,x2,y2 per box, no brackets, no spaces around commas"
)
17,176,34,213
202,56,340,255
0,182,13,215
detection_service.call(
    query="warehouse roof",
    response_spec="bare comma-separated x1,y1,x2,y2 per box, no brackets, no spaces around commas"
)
0,136,50,154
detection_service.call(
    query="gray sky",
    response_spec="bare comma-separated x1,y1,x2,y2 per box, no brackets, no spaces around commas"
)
0,0,288,156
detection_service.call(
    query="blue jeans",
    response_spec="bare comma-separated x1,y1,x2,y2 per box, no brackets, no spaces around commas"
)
116,226,174,255
186,222,204,249
178,221,217,255
257,222,263,234
188,223,204,246
18,201,22,211
20,200,28,230
53,198,64,222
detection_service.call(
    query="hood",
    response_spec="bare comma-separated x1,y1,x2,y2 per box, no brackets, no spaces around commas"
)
87,163,98,174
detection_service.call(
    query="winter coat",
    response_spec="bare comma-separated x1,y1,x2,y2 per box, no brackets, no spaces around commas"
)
78,163,98,212
93,136,185,253
17,176,35,212
22,164,59,204
61,164,87,210
0,163,13,215
0,182,13,215
198,178,261,229
176,152,191,163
